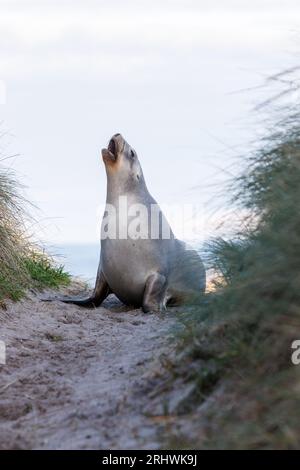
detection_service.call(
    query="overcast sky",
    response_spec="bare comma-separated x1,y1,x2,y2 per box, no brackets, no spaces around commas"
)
0,0,300,245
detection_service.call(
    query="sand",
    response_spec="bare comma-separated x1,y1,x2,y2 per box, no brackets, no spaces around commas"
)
0,286,177,450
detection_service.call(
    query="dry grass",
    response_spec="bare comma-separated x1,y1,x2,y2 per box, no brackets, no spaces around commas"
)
0,164,69,301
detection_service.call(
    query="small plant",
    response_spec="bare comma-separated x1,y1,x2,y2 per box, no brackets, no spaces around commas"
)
44,332,64,342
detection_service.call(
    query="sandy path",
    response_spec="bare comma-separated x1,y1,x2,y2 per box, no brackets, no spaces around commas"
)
0,288,176,450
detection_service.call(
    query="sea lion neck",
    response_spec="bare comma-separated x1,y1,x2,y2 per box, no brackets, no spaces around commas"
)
106,171,149,203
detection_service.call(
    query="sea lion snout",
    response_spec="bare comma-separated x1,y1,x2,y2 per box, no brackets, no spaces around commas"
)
102,133,125,165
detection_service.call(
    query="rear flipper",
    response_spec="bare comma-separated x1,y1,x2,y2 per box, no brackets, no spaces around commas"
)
42,270,111,309
59,296,105,308
142,273,167,313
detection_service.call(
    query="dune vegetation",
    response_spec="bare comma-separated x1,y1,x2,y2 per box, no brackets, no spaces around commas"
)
170,80,300,449
0,165,70,303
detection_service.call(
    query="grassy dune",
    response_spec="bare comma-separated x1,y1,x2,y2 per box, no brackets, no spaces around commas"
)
0,165,70,303
171,94,300,448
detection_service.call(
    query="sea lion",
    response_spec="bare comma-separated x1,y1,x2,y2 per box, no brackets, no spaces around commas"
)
59,133,206,312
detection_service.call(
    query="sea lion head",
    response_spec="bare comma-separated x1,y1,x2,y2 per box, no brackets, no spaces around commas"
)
101,133,144,186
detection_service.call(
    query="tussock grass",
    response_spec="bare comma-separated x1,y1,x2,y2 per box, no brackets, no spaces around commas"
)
170,82,300,449
0,168,30,300
0,164,70,302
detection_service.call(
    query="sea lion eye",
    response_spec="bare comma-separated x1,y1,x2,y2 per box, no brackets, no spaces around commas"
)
130,150,135,158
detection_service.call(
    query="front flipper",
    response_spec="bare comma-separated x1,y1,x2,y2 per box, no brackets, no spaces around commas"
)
42,270,111,309
142,273,167,313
